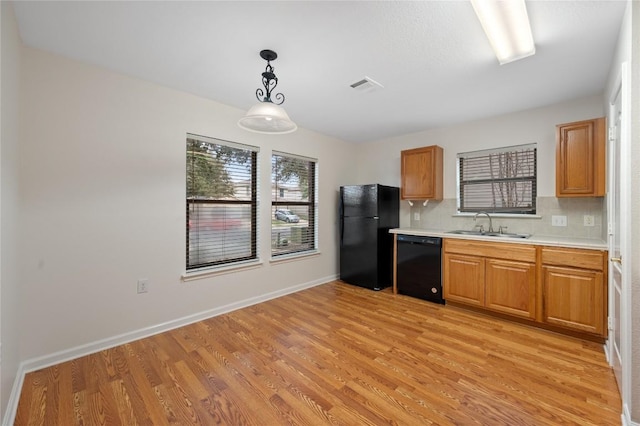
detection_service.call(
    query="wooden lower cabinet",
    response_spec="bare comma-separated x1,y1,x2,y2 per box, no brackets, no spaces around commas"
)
443,254,485,306
443,239,536,320
542,266,605,335
485,259,536,319
443,239,607,340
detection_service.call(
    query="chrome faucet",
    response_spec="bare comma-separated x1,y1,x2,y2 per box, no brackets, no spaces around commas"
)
474,211,494,233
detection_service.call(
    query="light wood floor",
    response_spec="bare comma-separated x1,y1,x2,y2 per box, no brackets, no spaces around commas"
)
16,281,621,425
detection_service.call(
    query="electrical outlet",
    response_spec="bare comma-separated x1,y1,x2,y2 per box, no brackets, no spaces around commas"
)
551,215,567,227
137,278,149,294
583,215,595,227
413,212,420,221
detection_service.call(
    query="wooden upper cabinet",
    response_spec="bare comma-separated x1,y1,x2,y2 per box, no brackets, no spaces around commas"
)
556,117,606,197
401,145,443,200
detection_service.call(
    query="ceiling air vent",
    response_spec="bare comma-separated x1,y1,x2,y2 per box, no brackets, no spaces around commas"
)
350,76,384,93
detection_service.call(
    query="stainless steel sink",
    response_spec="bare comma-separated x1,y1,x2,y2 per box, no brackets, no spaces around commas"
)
447,230,531,239
486,232,531,239
447,230,484,236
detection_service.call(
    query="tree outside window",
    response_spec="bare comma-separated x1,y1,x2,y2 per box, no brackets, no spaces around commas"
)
458,144,536,214
271,152,317,256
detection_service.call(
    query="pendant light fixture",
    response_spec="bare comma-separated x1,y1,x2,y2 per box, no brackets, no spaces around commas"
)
238,49,297,134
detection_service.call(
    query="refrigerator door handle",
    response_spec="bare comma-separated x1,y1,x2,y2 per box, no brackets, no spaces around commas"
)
339,192,344,244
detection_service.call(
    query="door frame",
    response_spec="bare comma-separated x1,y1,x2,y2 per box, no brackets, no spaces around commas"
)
607,61,631,420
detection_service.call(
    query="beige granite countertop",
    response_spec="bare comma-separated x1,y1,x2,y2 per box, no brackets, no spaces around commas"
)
390,228,608,250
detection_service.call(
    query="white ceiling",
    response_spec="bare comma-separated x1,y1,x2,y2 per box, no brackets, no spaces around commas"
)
12,1,627,143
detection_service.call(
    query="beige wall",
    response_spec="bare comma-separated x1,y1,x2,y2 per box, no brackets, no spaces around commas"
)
17,46,357,363
1,1,23,421
4,3,637,423
356,95,605,229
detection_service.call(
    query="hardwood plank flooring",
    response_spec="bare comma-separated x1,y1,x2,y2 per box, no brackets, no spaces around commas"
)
15,281,621,425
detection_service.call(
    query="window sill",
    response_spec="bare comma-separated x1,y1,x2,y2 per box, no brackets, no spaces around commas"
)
181,259,263,282
453,213,542,219
270,250,320,264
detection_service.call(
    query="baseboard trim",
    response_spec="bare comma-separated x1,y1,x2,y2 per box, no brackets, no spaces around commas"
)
3,275,336,426
3,363,26,426
623,403,639,426
602,341,610,364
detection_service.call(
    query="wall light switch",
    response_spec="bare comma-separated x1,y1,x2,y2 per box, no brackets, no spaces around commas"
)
137,278,149,294
583,215,595,227
551,215,567,227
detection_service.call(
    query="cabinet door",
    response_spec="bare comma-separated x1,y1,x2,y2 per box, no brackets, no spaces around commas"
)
556,118,605,197
542,266,604,335
485,259,536,320
443,253,484,306
401,146,443,200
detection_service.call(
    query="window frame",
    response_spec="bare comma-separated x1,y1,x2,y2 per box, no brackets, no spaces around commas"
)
271,151,318,258
457,143,537,215
186,134,259,271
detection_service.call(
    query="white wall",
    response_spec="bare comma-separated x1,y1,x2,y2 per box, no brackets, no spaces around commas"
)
17,46,357,363
357,95,605,228
1,1,23,421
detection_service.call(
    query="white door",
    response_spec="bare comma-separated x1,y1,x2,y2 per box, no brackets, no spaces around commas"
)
608,85,622,392
608,62,630,405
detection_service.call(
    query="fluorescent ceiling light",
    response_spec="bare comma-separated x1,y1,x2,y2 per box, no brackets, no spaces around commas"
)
471,0,535,65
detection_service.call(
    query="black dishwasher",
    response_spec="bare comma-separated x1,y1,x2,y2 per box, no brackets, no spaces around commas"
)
396,234,444,304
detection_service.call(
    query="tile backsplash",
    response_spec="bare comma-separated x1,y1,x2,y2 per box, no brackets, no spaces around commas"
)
408,196,606,240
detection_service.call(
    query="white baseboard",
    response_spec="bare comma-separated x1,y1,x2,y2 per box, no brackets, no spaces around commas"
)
2,363,25,426
602,341,610,364
3,275,336,426
623,403,639,426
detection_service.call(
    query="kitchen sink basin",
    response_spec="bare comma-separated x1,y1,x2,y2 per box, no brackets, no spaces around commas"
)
447,230,531,239
447,230,484,235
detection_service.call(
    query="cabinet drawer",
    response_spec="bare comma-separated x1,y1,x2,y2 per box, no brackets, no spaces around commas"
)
444,239,536,263
541,247,606,271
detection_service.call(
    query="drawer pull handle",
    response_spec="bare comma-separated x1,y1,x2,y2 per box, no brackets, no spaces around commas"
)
611,257,622,264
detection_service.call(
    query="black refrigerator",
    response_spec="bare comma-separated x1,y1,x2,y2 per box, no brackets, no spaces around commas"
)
339,184,400,290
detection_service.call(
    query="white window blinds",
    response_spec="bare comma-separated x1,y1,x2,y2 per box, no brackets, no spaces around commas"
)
458,144,537,214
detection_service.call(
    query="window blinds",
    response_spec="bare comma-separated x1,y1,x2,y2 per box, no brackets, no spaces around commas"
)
458,144,537,214
271,152,317,256
186,135,259,269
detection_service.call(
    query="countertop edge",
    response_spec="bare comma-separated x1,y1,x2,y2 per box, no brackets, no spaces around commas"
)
390,228,608,250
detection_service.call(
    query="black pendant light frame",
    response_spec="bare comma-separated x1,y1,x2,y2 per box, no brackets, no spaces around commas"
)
256,49,285,105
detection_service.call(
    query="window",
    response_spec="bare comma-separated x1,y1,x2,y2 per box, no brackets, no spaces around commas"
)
271,152,317,257
457,144,536,214
186,134,258,270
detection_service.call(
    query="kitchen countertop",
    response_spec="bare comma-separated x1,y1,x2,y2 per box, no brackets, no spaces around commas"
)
390,228,608,250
